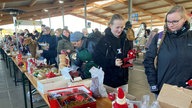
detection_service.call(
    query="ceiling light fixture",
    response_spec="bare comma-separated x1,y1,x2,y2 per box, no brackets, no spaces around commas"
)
59,0,64,4
44,9,48,12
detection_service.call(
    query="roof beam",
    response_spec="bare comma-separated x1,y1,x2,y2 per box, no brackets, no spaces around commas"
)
163,0,176,5
0,0,24,2
75,0,129,21
1,2,5,9
13,0,100,12
53,0,58,4
145,5,170,11
87,1,117,12
134,0,160,7
116,0,164,22
29,0,37,7
0,0,101,22
88,12,110,21
70,13,106,26
133,23,164,28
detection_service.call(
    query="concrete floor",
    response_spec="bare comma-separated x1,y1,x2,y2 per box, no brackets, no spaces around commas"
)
0,53,155,108
129,58,156,102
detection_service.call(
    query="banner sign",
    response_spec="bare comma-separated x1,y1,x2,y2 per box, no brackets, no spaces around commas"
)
17,20,42,26
131,13,138,24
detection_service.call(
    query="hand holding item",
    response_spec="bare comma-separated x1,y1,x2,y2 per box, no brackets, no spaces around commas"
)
61,49,71,54
42,44,49,50
115,58,123,67
39,42,49,50
66,49,71,53
37,50,43,54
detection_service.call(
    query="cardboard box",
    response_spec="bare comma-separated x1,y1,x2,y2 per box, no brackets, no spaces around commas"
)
157,84,192,108
37,76,69,94
68,79,92,88
48,85,95,108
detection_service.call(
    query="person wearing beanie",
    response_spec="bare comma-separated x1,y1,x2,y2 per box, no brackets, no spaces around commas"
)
70,31,99,79
112,87,128,108
70,31,84,44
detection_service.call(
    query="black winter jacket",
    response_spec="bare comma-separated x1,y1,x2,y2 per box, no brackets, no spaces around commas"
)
37,34,57,58
93,27,132,88
143,22,192,91
73,37,96,66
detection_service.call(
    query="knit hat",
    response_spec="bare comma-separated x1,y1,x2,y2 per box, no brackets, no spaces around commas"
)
116,87,126,105
70,31,83,42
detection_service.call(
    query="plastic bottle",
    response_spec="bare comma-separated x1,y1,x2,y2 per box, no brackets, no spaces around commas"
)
150,101,161,108
141,95,150,108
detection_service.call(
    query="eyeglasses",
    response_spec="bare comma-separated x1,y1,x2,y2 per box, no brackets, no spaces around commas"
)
166,18,183,25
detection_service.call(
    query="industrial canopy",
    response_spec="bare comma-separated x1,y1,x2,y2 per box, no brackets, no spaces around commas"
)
0,0,192,28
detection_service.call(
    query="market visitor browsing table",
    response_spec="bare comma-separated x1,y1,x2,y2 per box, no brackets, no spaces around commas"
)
1,48,135,108
24,69,113,108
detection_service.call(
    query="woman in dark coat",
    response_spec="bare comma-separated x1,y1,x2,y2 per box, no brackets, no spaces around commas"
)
93,14,132,92
143,5,192,95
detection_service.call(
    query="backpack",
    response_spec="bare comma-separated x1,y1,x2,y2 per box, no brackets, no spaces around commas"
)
78,32,103,79
88,32,102,44
77,49,98,79
154,31,164,69
126,28,135,41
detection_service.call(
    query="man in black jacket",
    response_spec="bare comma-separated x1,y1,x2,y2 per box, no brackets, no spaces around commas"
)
37,26,57,66
70,31,99,79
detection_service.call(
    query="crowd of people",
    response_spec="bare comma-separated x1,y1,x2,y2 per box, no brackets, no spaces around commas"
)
2,5,192,97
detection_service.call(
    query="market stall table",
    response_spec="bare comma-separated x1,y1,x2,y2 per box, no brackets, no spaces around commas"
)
24,71,113,108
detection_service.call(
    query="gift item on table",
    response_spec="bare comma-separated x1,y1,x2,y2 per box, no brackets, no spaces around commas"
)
27,58,36,74
108,92,116,101
48,85,96,108
59,53,70,70
112,87,128,108
104,85,136,101
89,66,108,98
141,95,150,108
61,67,82,82
186,79,192,90
33,67,59,80
68,79,92,88
150,101,161,108
186,79,192,86
27,58,48,74
26,57,59,80
36,58,47,68
37,76,69,94
17,53,22,63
